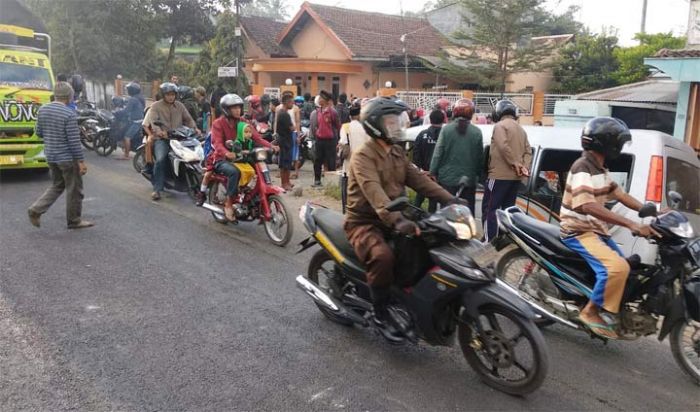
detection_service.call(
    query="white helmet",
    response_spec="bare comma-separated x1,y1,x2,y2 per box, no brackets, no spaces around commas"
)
220,94,244,118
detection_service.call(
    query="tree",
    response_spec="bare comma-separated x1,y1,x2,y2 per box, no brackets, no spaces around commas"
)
24,0,159,81
151,0,228,79
241,0,289,20
612,33,686,84
534,5,585,36
551,31,620,94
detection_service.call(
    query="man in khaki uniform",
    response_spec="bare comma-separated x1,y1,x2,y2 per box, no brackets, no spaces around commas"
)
344,97,460,342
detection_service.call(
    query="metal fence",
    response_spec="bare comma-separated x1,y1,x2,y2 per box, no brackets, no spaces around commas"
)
395,91,464,112
543,94,572,115
83,80,116,109
473,93,535,116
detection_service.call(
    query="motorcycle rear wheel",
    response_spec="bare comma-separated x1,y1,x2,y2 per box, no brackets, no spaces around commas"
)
133,148,146,173
496,248,556,328
263,195,293,247
670,319,700,385
458,305,549,396
307,249,354,326
208,181,228,225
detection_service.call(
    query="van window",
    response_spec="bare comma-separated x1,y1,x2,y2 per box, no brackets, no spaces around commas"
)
666,157,700,215
529,149,634,220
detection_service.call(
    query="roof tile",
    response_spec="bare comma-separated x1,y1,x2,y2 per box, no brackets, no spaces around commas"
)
240,15,296,57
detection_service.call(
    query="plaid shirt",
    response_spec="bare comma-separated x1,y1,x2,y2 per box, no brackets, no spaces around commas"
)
35,102,84,163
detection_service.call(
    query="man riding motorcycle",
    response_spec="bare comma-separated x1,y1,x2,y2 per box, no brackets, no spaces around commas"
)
142,82,200,201
559,117,659,339
344,97,466,342
209,94,274,222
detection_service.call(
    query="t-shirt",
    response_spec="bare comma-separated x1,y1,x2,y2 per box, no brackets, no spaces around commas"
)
339,120,370,153
559,151,623,237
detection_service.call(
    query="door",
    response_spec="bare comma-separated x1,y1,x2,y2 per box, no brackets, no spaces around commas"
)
686,82,700,155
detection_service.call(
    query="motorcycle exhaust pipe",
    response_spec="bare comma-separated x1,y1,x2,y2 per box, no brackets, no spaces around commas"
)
201,202,224,215
496,279,580,329
295,275,368,326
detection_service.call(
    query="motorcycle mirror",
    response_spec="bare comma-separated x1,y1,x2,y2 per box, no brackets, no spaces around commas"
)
457,176,471,188
225,140,234,149
385,197,409,212
638,203,658,218
667,190,683,210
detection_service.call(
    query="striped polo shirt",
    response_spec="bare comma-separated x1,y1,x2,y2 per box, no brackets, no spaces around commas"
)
35,102,84,163
559,151,622,237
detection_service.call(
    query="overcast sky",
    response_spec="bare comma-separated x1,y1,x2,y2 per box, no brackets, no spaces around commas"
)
284,0,690,46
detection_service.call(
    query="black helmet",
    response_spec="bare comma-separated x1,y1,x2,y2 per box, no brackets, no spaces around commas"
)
220,93,244,118
360,97,409,143
111,95,126,108
261,94,271,106
581,117,631,160
70,74,83,96
126,82,141,96
492,100,518,122
159,82,178,96
178,85,193,100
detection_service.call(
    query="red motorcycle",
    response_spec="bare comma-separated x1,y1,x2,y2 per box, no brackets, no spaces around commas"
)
201,147,293,247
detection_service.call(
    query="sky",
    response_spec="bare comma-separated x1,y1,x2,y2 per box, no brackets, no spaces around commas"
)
283,0,690,46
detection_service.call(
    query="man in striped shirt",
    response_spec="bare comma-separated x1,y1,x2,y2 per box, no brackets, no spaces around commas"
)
559,117,656,339
28,82,93,229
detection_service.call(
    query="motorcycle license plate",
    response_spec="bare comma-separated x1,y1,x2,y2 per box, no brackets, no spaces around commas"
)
687,239,700,266
471,243,499,268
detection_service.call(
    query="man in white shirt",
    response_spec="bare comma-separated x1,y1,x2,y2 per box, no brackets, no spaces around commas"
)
338,104,368,157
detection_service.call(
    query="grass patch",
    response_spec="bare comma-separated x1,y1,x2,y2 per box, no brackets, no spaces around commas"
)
324,183,342,200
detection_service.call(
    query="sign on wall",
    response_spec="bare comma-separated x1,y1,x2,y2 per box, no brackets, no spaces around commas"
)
217,67,238,77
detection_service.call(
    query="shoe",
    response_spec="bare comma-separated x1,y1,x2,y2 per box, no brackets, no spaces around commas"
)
151,191,161,201
195,190,206,206
28,209,40,228
67,220,94,230
311,180,322,188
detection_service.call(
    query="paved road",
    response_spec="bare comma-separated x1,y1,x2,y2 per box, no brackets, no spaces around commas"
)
1,152,698,411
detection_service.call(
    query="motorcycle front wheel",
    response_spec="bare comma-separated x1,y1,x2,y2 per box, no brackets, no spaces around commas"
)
670,319,700,385
458,305,549,396
93,132,115,157
263,195,293,247
80,129,94,150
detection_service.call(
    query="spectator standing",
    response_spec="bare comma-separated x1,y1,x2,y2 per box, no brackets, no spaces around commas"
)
27,82,93,229
276,94,296,190
194,86,211,131
336,93,350,124
312,90,340,187
412,110,444,212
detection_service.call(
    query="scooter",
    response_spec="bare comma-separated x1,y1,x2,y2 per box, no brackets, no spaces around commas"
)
132,123,203,199
493,192,700,384
295,190,550,395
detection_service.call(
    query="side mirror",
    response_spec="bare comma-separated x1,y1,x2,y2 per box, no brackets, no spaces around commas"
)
638,203,658,218
225,140,234,150
667,191,683,210
385,197,409,212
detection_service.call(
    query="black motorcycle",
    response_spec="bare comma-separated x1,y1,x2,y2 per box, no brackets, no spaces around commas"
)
494,192,700,384
296,196,550,395
77,101,114,151
132,123,203,199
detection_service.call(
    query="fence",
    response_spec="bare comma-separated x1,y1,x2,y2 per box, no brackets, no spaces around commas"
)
543,94,573,115
395,91,464,112
473,93,535,116
83,80,116,109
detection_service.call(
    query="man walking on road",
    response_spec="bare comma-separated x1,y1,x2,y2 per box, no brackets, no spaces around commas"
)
28,82,93,229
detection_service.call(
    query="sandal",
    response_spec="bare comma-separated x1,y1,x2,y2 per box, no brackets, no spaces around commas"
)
224,206,237,223
578,315,618,340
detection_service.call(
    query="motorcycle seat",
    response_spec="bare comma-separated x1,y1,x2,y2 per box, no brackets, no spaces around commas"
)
311,208,362,264
510,212,581,259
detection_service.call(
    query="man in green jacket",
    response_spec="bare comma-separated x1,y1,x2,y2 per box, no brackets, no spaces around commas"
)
429,99,483,216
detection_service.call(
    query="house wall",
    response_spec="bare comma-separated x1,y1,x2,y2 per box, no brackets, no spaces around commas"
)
507,71,555,93
291,19,348,60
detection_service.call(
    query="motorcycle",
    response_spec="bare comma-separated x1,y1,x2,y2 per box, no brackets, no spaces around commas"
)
132,123,203,199
93,105,141,157
295,187,550,395
77,101,115,151
297,126,314,168
200,143,293,247
493,191,700,384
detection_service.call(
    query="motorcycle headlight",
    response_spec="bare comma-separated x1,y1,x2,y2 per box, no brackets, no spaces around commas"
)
446,216,478,240
254,148,268,162
671,221,695,239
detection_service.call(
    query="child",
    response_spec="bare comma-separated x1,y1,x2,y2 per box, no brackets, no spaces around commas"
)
195,122,254,206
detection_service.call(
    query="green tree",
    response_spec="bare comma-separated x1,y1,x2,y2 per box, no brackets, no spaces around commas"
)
242,0,289,20
551,31,620,94
534,5,585,36
612,32,686,84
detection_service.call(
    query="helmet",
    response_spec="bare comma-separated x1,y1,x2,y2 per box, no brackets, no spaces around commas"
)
220,93,244,118
360,97,410,143
261,94,271,106
126,82,141,96
246,95,261,108
294,96,304,104
111,95,126,108
70,74,84,96
492,100,518,122
452,99,475,119
159,82,178,96
581,117,631,160
178,85,193,100
436,98,450,111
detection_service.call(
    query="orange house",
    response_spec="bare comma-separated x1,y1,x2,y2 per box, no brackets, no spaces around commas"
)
240,2,462,99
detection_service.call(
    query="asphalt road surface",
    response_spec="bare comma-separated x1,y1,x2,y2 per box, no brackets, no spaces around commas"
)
1,151,698,411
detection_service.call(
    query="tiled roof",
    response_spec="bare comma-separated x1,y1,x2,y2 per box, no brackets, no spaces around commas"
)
654,48,700,58
240,15,296,57
575,80,678,105
299,3,448,59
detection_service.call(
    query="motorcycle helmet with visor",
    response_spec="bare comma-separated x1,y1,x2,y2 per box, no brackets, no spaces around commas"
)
360,97,410,144
581,117,632,160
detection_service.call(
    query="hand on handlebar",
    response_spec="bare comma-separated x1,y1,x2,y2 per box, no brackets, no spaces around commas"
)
631,223,661,238
395,216,421,237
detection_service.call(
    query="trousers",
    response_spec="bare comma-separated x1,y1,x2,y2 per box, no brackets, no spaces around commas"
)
29,161,84,225
482,179,520,242
345,223,394,288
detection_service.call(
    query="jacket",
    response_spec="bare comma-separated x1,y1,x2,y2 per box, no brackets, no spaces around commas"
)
412,125,441,171
429,121,484,187
209,116,270,164
488,116,532,180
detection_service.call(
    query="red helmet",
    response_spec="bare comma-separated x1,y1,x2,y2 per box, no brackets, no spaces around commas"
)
246,95,261,108
452,99,475,120
437,98,450,111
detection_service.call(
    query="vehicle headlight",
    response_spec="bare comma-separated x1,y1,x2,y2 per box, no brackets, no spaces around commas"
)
447,216,478,240
254,148,268,162
671,221,696,238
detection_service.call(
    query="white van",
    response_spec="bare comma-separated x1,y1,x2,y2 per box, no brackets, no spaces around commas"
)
405,124,700,264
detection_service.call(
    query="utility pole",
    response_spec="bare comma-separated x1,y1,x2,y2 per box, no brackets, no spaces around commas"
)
641,0,648,34
235,0,242,95
401,34,409,92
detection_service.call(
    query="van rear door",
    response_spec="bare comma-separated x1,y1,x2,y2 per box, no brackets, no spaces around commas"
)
664,146,700,230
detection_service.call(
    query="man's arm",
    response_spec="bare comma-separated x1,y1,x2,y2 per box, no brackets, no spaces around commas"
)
492,123,517,167
522,133,533,169
579,202,638,231
180,103,196,129
475,129,484,181
142,105,162,137
351,152,402,226
613,186,643,211
408,161,453,204
211,121,234,160
65,112,84,161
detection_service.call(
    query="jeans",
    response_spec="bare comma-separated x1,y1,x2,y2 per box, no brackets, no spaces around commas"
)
215,161,241,197
314,138,336,182
152,139,170,192
482,179,521,242
29,161,84,225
